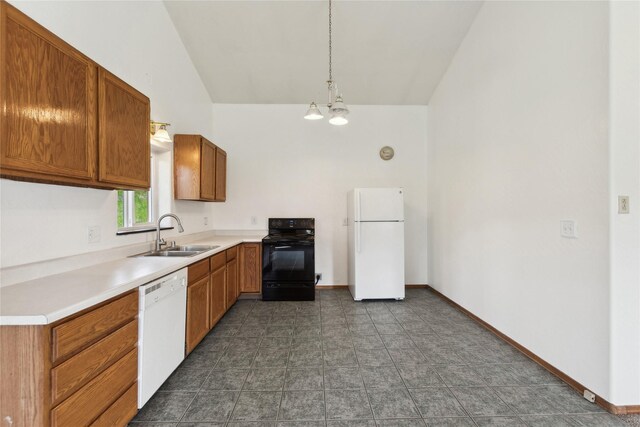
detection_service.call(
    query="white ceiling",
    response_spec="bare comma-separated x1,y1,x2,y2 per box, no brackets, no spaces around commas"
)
164,1,483,105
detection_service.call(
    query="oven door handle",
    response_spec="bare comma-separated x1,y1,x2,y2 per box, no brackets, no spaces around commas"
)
274,245,292,249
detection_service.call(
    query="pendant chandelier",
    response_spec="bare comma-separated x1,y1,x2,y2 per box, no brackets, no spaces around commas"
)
304,0,349,125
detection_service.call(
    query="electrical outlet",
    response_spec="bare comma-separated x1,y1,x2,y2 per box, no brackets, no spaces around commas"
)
618,196,630,214
88,226,101,243
560,220,577,238
583,389,596,403
251,216,257,225
316,273,322,281
204,216,208,226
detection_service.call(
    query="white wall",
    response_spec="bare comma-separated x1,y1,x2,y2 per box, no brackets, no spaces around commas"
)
608,0,640,405
427,0,612,401
0,1,215,268
210,104,428,286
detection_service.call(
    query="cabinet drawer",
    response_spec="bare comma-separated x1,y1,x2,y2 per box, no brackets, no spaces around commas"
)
210,252,226,272
51,348,137,427
188,258,209,284
90,383,137,427
226,245,238,261
51,319,137,405
52,292,137,363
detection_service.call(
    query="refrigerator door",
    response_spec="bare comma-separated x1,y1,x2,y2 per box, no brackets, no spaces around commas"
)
352,221,404,300
355,188,404,222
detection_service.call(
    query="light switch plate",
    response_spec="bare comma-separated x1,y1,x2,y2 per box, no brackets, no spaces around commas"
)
561,220,577,238
618,196,630,214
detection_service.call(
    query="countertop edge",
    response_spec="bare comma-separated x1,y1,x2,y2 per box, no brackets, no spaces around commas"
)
1,236,264,326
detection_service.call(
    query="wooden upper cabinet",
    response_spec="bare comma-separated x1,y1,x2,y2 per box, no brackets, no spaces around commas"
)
174,134,226,202
97,68,150,189
200,139,216,200
215,147,227,202
0,2,97,182
0,3,150,191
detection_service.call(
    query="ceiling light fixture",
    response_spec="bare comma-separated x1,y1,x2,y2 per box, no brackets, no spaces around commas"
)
304,0,349,126
150,121,172,143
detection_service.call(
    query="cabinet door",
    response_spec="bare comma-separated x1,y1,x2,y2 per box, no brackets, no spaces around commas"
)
215,147,227,201
226,258,238,308
240,243,262,293
186,276,209,354
200,139,216,201
98,68,150,189
174,134,201,200
0,3,97,182
210,266,226,328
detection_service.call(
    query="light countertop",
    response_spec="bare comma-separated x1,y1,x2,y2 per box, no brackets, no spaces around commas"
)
0,234,264,326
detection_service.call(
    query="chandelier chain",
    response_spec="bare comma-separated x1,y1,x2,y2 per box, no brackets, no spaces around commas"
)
328,0,332,82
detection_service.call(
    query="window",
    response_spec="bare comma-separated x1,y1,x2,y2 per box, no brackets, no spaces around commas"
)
117,189,153,228
117,153,160,232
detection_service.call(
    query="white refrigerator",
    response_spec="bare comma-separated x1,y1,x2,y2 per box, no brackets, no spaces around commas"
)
347,188,405,300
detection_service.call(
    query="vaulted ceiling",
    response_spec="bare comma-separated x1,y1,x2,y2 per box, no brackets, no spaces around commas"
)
164,1,483,105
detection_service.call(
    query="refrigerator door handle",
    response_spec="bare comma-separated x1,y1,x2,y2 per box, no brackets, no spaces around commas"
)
356,191,362,222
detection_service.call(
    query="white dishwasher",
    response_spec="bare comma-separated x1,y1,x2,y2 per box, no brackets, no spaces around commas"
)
138,268,187,408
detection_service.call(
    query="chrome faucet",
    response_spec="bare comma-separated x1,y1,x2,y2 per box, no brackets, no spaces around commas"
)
156,213,184,251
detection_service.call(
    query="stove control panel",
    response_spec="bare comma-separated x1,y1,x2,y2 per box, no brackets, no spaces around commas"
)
268,218,315,230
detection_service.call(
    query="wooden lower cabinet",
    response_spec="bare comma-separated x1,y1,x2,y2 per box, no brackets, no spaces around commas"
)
210,265,226,327
240,243,262,293
226,255,239,308
51,349,137,427
185,243,261,353
0,291,138,427
186,275,210,354
90,384,137,427
50,319,137,405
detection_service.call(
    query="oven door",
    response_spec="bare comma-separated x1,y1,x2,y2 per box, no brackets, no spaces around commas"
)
262,240,315,283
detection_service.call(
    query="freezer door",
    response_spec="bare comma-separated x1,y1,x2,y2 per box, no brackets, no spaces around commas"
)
355,188,404,222
353,221,404,300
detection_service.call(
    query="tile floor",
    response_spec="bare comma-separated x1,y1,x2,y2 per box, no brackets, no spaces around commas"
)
130,288,626,427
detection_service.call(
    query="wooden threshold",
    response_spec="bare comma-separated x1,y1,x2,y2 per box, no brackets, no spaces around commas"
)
426,285,640,415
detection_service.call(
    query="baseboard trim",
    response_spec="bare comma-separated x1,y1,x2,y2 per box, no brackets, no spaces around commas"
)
316,284,429,289
426,285,640,415
610,405,640,415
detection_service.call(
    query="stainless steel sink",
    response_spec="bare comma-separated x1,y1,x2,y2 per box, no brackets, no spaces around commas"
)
134,245,220,258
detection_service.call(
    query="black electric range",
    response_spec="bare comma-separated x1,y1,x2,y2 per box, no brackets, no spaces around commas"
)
262,218,315,301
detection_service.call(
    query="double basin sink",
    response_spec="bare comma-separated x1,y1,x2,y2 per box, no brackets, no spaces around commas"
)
135,245,220,258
